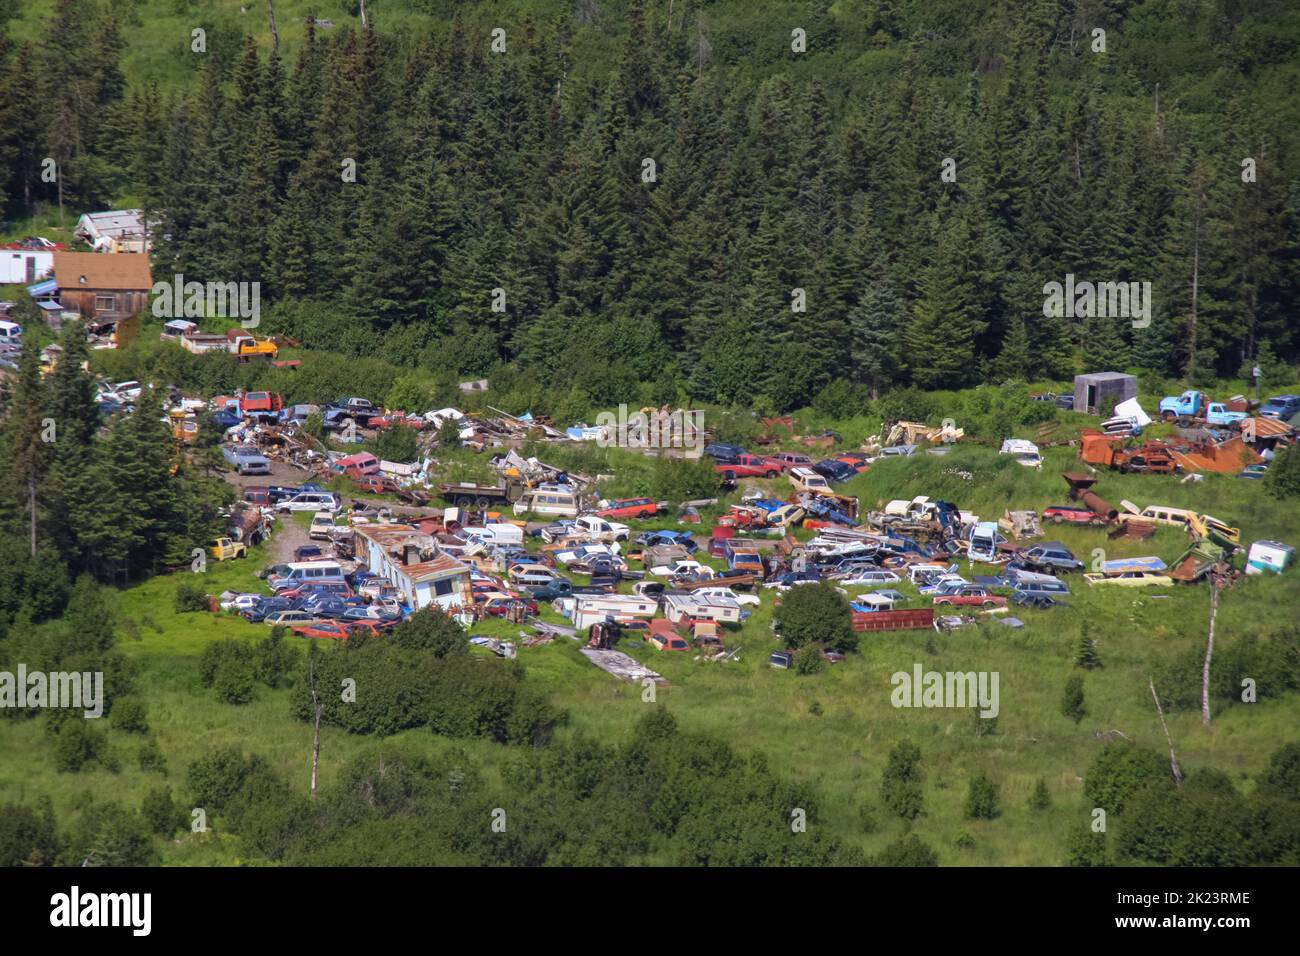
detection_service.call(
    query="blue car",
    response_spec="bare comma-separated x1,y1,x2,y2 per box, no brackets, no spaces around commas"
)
1259,395,1300,421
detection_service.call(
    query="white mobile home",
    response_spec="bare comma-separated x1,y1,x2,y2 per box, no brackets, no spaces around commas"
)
353,525,472,612
663,592,743,626
571,594,658,630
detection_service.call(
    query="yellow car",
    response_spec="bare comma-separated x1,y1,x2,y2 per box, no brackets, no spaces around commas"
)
209,538,248,561
1084,570,1172,587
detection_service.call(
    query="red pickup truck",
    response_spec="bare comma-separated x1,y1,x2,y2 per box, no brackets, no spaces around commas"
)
714,454,784,480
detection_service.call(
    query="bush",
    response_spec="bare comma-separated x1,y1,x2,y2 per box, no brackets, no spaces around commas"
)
1030,778,1051,811
773,583,856,652
881,742,924,820
1061,674,1087,723
876,834,938,866
138,738,168,775
174,582,210,613
53,719,107,773
1084,742,1170,815
212,660,256,705
965,772,1000,819
110,698,149,734
793,644,824,675
253,633,297,688
61,801,157,867
141,787,186,836
0,800,59,866
1265,444,1300,500
647,455,719,501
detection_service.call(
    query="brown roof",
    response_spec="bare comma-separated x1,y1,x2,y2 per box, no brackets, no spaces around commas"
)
53,251,152,291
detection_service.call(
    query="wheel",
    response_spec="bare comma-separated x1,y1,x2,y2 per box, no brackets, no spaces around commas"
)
723,471,736,482
765,471,778,479
1050,515,1063,524
476,497,489,509
1161,411,1176,423
456,496,472,508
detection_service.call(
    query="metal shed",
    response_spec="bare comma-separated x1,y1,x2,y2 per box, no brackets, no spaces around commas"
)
1073,372,1138,416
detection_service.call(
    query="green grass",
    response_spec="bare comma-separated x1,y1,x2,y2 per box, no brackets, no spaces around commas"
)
4,440,1298,865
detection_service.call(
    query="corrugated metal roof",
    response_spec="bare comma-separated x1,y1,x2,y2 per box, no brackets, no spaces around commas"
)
53,251,152,290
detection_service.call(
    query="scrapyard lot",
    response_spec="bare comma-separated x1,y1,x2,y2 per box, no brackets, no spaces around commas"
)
6,401,1298,865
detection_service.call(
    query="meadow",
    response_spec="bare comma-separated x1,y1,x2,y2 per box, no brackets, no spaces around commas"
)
3,436,1297,865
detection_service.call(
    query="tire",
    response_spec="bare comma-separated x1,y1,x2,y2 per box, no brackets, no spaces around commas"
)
1161,411,1176,423
723,471,736,482
765,471,778,479
456,496,472,508
476,497,489,509
1050,516,1063,524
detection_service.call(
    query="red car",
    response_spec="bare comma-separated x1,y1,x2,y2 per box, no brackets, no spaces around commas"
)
370,412,426,431
291,621,354,641
714,454,784,480
597,498,660,520
480,594,539,618
353,475,401,495
1042,505,1102,525
293,620,389,640
932,587,1007,609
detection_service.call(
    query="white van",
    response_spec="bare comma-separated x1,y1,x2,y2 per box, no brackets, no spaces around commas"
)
789,467,830,492
462,523,525,548
999,439,1043,469
1137,505,1194,529
279,492,342,513
269,561,346,591
0,320,22,342
513,485,579,517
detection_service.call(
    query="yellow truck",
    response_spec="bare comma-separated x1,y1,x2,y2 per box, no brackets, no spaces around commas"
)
209,538,248,561
226,330,279,363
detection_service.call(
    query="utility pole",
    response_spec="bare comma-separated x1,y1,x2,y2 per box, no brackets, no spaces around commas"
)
266,0,279,50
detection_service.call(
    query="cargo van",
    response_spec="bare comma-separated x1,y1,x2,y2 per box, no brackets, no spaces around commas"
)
512,485,579,517
269,561,346,591
462,523,525,548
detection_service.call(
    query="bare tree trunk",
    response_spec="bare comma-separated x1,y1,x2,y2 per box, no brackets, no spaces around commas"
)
359,0,368,29
309,653,322,800
267,0,279,49
1149,677,1183,786
1201,575,1219,726
1188,185,1201,376
28,475,36,557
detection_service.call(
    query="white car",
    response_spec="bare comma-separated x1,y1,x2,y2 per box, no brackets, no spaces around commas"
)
278,492,342,513
219,593,262,613
691,586,759,607
650,559,714,579
111,380,143,401
839,569,901,587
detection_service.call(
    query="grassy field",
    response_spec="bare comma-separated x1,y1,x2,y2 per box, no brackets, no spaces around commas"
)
3,436,1297,865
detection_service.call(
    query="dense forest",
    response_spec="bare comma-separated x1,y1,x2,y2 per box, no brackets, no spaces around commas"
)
2,0,1299,413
